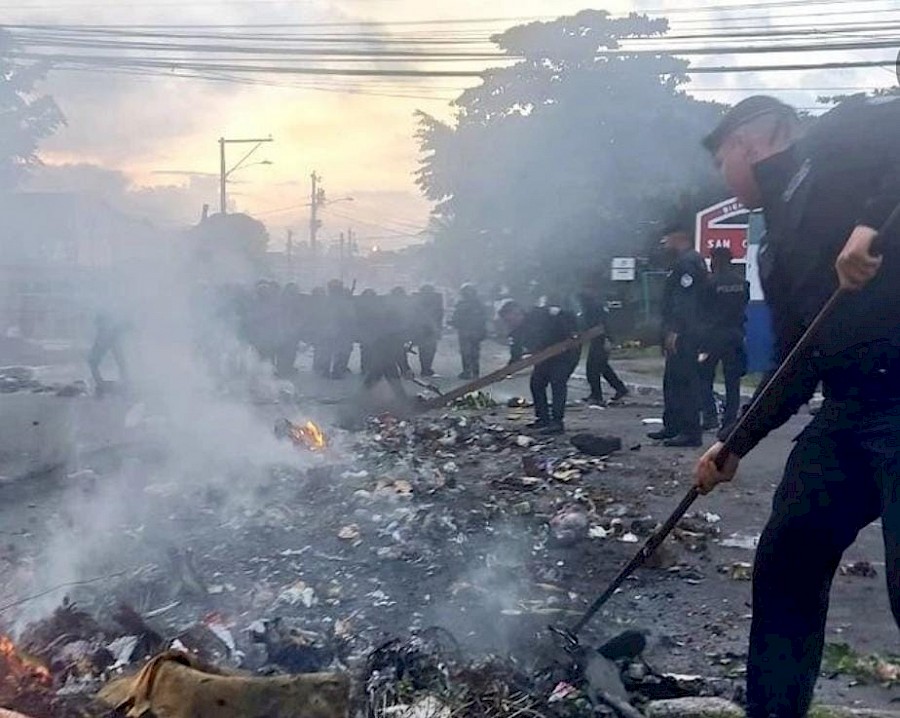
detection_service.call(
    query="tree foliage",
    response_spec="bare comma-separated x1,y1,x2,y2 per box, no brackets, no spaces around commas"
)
416,10,726,291
188,212,270,284
0,30,65,191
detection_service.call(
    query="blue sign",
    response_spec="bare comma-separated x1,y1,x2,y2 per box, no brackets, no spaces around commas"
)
745,211,775,373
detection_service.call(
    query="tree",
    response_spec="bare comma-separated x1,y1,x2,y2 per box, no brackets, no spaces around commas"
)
415,10,726,293
188,212,270,284
0,30,65,191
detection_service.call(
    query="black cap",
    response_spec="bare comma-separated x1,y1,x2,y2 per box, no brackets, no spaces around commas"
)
703,95,798,153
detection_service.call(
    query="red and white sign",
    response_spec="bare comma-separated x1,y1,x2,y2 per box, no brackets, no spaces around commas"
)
695,197,750,263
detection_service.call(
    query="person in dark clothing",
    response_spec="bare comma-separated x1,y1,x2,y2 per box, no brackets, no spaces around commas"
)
695,95,900,718
325,279,355,379
575,281,629,406
361,294,408,402
356,288,378,376
498,299,579,435
649,227,709,447
388,286,415,378
414,284,444,377
274,283,303,379
88,312,131,396
450,284,488,380
699,247,750,428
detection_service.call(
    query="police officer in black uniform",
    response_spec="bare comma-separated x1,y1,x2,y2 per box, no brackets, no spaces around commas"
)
649,226,708,447
695,95,900,718
414,284,444,377
498,299,580,435
699,247,750,429
576,279,629,406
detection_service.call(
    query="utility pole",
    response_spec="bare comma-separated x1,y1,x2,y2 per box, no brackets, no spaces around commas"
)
218,135,273,214
309,171,324,252
286,229,294,276
219,138,226,215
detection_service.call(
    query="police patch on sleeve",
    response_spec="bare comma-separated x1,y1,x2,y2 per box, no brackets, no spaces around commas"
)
680,273,694,288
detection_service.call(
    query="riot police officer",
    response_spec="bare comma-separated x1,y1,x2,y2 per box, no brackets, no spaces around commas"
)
498,299,580,435
576,279,629,406
414,284,444,377
450,284,488,380
699,247,749,429
695,95,900,718
649,226,708,447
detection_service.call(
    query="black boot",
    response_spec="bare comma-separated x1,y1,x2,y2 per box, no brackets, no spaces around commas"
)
663,434,703,448
647,428,677,441
540,420,565,436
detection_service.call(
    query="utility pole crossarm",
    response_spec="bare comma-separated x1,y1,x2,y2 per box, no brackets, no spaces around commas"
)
218,135,273,215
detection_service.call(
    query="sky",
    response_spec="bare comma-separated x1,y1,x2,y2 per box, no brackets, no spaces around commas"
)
5,0,898,251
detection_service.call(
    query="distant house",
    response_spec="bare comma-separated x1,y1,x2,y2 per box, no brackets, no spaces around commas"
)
0,192,161,341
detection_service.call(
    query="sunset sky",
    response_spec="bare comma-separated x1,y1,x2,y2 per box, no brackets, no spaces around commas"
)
5,0,896,250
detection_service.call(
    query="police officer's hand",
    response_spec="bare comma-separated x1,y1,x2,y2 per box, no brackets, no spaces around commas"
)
837,225,882,291
664,332,678,355
695,441,740,495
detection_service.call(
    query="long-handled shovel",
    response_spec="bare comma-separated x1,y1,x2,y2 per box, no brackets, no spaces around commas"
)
551,203,900,647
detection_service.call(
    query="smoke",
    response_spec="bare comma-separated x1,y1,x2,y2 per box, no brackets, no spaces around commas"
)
13,213,307,627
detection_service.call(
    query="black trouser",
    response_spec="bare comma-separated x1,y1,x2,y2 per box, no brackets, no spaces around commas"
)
747,400,900,718
458,334,482,377
662,337,702,438
274,339,299,378
330,338,353,377
531,351,580,423
700,340,747,426
313,340,329,376
88,331,128,387
586,337,627,401
418,335,438,375
363,340,407,400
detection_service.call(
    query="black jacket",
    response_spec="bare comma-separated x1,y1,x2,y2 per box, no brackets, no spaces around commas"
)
574,293,611,338
509,306,578,362
721,96,900,456
702,267,749,349
451,297,488,340
661,248,708,341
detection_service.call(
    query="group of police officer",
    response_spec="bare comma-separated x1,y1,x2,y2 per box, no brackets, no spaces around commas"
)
227,277,501,394
650,230,751,448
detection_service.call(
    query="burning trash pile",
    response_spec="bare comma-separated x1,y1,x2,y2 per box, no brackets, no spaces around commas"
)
0,409,761,717
276,418,328,451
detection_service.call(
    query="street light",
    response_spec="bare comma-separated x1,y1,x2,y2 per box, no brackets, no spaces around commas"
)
219,136,274,214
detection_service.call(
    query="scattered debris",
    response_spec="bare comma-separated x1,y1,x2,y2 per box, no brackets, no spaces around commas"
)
338,524,361,541
571,434,623,457
822,643,900,686
452,391,497,410
720,563,753,581
839,561,878,578
550,508,589,546
645,697,745,718
719,534,760,550
98,650,350,718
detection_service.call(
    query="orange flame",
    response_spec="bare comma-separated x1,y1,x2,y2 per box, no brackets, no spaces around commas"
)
0,635,51,685
281,419,327,451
